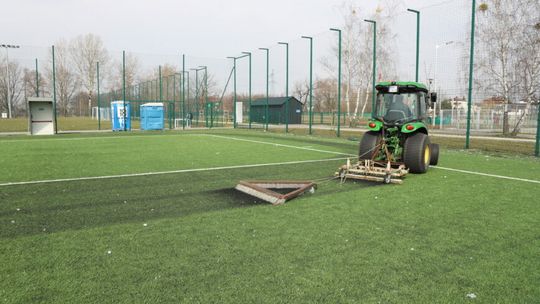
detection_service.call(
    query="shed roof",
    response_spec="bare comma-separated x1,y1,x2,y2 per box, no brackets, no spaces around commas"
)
251,96,301,107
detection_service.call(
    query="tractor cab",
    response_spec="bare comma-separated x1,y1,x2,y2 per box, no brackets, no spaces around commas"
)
372,81,435,127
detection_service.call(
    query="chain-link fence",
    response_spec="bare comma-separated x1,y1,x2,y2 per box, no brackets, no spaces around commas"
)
1,0,539,155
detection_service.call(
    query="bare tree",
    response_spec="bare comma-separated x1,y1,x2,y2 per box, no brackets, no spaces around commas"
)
70,34,109,116
110,53,140,100
322,1,398,122
314,78,338,113
47,40,79,116
0,60,23,116
475,0,540,135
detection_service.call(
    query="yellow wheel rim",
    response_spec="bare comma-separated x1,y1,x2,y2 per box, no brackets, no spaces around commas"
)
424,145,431,165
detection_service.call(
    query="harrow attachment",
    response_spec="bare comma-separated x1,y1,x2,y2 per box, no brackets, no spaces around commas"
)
336,158,409,185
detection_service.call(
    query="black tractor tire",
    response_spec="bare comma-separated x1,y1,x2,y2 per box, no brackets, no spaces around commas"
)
403,132,431,173
359,131,381,160
429,143,439,166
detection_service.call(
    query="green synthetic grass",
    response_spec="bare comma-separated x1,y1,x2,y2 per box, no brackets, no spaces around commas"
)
1,130,539,303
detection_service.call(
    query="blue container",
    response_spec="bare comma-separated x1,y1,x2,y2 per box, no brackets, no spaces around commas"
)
111,101,131,131
140,103,164,131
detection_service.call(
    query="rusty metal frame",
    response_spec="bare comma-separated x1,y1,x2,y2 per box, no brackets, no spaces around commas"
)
235,180,317,205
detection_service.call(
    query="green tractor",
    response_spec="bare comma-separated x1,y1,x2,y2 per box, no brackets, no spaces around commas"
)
337,81,439,184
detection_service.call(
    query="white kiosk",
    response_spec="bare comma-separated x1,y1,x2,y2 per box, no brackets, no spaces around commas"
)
28,97,56,135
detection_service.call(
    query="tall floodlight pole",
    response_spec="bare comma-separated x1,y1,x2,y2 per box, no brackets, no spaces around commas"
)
330,28,342,137
227,56,238,128
364,20,377,115
1,44,20,118
97,61,101,130
278,42,290,133
259,48,270,131
241,52,252,129
301,36,314,135
465,0,476,149
407,9,420,82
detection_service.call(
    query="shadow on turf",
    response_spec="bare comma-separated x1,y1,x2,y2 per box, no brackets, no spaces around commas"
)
1,172,382,239
0,186,268,239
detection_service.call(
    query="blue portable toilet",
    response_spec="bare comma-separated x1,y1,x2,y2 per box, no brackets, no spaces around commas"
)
111,101,131,131
140,103,164,131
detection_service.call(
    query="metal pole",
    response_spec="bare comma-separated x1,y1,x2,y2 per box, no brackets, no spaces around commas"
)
407,9,420,82
534,103,540,157
185,71,190,126
35,58,39,97
278,42,289,133
465,0,476,149
122,51,127,131
330,28,342,137
182,54,186,129
192,68,200,126
159,65,162,102
173,74,176,127
364,20,377,116
227,57,237,128
242,52,252,129
301,36,313,135
97,61,101,130
52,45,57,133
259,48,270,131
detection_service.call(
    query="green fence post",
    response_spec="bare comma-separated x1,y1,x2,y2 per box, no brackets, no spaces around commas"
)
407,9,420,82
227,57,237,128
52,45,57,133
242,52,252,129
465,0,476,149
301,36,313,135
97,61,101,130
278,42,289,132
182,54,186,130
259,48,270,131
173,74,176,128
330,28,342,137
122,51,127,131
534,103,540,157
364,20,377,115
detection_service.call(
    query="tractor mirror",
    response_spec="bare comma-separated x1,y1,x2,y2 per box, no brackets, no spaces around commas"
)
430,92,437,103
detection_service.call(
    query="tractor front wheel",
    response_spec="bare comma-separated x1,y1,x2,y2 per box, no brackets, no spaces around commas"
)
403,132,431,173
359,131,381,160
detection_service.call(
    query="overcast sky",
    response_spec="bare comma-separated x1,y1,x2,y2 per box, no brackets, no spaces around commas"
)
2,0,469,94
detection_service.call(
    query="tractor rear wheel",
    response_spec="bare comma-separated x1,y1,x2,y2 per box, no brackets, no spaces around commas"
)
429,143,439,166
359,131,381,160
403,132,431,173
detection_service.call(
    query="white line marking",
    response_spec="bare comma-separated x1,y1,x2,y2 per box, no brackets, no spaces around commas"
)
0,157,348,187
208,134,540,185
205,134,356,157
433,166,540,184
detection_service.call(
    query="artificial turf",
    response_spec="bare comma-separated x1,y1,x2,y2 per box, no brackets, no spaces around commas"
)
1,129,539,303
